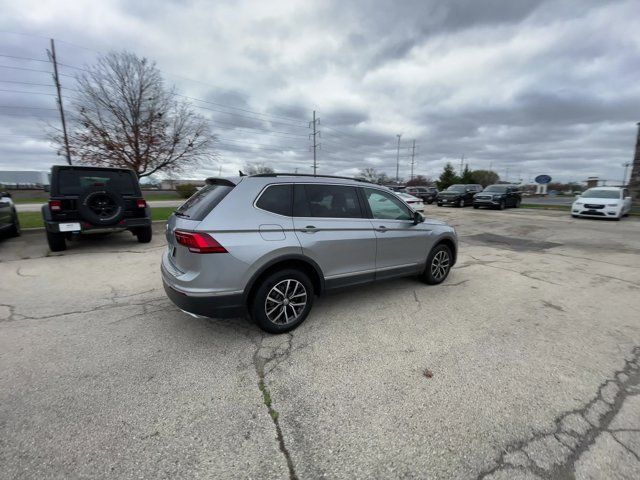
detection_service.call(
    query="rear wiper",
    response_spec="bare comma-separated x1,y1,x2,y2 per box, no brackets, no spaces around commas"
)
173,210,190,218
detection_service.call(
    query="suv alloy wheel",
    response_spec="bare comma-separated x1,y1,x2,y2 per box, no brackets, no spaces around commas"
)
251,269,314,333
422,244,452,284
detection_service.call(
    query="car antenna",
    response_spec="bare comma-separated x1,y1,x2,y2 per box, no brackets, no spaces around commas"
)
239,170,246,177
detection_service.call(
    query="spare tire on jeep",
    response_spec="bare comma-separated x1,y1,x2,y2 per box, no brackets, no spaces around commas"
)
77,187,126,226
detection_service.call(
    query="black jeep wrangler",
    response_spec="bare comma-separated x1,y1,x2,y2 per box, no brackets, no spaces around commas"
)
42,165,152,252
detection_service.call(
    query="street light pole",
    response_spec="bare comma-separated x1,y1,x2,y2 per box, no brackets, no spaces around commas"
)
395,134,402,182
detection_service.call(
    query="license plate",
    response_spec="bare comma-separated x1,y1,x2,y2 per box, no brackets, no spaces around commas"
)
59,222,81,232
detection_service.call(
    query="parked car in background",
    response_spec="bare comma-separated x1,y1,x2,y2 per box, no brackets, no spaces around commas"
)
162,173,458,333
0,191,20,238
473,185,522,209
405,186,438,204
42,165,153,251
436,184,483,207
571,187,632,220
396,192,424,211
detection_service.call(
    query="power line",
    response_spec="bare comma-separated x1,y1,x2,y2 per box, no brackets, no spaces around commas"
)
0,64,74,77
0,53,49,63
177,94,307,125
0,88,57,96
190,102,309,130
0,79,56,87
0,105,57,110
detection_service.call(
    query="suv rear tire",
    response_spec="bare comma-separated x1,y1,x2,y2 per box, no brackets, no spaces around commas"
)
251,269,314,333
421,244,452,285
46,230,66,252
8,210,20,237
135,226,152,243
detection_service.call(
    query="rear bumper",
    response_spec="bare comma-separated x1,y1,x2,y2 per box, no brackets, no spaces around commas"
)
44,217,151,233
163,280,246,318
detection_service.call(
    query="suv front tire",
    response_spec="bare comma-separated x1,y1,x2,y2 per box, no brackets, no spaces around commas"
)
251,269,314,333
421,244,452,285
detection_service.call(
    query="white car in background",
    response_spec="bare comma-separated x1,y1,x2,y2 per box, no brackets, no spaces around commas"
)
572,187,632,220
396,192,424,211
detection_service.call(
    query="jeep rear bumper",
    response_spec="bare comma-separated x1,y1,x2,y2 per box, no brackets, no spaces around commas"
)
44,217,151,233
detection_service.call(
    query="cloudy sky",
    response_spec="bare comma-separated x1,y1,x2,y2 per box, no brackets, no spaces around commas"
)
0,0,638,184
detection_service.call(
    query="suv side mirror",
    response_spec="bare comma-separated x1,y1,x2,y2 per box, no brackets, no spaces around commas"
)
413,211,424,225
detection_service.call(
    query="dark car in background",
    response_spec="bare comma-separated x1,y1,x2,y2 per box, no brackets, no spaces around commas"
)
404,186,439,204
0,191,20,238
42,165,152,252
473,185,522,210
436,184,483,207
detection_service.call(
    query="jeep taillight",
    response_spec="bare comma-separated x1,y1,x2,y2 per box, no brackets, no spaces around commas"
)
174,230,227,254
49,200,62,212
136,199,147,208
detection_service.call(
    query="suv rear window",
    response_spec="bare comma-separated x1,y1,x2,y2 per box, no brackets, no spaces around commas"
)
256,184,292,216
174,184,233,221
57,169,138,195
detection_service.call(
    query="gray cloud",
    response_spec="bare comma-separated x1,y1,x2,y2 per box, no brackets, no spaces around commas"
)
0,0,638,185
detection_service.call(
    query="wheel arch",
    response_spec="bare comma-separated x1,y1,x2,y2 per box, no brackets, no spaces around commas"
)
243,254,325,304
432,236,457,266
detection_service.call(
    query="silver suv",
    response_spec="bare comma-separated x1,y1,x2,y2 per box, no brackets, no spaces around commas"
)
162,174,458,333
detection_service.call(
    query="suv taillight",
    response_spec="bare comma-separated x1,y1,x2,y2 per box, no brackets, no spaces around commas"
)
49,200,62,212
174,230,227,254
136,199,147,208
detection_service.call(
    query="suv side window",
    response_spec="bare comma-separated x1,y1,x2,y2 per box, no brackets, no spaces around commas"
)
256,184,292,216
301,184,363,218
364,188,413,221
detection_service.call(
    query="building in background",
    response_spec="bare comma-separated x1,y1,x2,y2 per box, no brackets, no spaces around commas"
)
0,170,50,188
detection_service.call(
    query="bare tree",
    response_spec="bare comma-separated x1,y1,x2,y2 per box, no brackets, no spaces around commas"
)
56,51,215,177
245,163,274,175
359,167,379,182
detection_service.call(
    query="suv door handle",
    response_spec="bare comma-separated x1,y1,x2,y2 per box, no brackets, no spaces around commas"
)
376,225,387,232
299,225,317,233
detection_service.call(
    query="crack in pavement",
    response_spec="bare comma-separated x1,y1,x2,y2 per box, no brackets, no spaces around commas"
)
252,332,299,480
0,293,168,323
477,346,640,479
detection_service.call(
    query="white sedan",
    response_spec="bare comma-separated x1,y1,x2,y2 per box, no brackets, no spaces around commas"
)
571,187,632,220
396,192,425,212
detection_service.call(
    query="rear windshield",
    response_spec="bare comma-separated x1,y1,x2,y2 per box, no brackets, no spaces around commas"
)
174,184,233,221
57,169,138,195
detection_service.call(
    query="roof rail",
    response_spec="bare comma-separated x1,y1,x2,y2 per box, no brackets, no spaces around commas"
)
249,173,370,183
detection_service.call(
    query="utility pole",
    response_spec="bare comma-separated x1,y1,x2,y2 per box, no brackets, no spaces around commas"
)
47,38,72,165
459,155,465,176
410,140,416,180
622,161,631,186
395,134,402,182
309,110,320,175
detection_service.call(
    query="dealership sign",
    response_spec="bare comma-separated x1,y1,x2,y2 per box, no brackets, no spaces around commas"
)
535,175,552,184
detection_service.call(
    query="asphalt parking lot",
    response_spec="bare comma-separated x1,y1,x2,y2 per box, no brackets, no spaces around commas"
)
1,208,639,480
